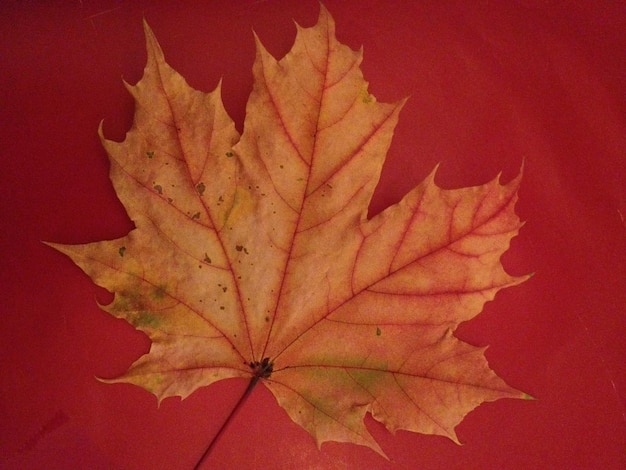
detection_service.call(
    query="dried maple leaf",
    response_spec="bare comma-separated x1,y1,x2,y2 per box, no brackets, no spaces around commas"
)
48,6,530,461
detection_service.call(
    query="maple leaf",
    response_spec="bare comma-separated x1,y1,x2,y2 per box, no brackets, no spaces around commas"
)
48,6,530,460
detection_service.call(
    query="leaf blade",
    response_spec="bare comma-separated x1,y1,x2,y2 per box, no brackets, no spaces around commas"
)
49,5,531,457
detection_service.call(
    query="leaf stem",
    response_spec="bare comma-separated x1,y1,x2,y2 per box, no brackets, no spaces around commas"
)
193,375,260,470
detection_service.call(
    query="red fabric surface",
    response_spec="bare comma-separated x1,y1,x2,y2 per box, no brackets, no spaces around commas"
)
1,1,625,468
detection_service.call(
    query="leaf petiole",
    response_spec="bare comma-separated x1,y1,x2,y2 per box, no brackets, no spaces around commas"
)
193,358,273,469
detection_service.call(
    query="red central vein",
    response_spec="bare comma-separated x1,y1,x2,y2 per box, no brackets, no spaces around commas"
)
366,278,515,297
296,179,370,234
123,364,249,379
275,362,515,395
148,54,255,359
259,18,332,360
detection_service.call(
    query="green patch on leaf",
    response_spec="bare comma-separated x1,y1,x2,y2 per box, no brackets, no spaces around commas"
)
141,373,164,394
131,310,162,328
360,88,374,104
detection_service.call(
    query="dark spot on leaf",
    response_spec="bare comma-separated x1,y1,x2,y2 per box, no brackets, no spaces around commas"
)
146,151,154,158
225,151,234,158
118,246,126,257
235,245,249,255
167,197,173,203
222,287,227,292
192,212,200,220
196,182,206,196
203,254,212,264
220,306,225,310
153,184,163,195
265,316,269,322
376,327,382,336
153,285,167,299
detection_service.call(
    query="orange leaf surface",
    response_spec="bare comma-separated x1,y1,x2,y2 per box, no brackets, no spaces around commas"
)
49,6,530,456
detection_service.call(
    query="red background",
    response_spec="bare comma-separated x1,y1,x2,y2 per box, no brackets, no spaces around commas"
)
2,1,625,469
